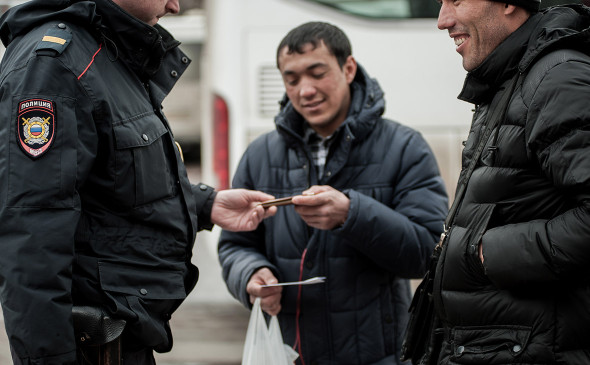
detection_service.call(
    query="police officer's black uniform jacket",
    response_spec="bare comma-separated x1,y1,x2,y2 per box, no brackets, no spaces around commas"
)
0,1,215,363
433,5,590,364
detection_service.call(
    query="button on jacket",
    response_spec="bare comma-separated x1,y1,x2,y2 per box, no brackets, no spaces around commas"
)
0,1,214,363
219,64,449,365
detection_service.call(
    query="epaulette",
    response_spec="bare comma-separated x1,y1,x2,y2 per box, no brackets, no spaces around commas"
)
35,23,72,56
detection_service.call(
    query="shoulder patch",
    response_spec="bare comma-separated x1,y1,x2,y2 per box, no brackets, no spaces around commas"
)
35,24,72,55
17,99,56,159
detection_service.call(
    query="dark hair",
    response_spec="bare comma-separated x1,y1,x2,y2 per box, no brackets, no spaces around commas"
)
276,21,352,69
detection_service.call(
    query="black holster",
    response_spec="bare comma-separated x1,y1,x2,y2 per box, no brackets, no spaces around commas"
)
73,306,126,365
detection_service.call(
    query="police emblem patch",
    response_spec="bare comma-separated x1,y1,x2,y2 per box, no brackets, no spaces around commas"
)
17,99,56,159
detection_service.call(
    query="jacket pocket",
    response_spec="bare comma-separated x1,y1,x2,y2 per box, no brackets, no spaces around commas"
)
98,261,186,350
112,113,174,207
450,325,531,364
465,203,495,278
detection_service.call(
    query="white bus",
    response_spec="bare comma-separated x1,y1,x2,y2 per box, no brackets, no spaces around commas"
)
201,0,585,198
203,0,470,200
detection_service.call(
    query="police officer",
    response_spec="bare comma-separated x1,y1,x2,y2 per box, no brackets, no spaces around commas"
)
0,0,276,364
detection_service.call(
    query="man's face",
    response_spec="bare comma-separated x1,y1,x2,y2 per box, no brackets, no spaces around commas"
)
437,0,512,71
112,0,180,26
278,41,356,137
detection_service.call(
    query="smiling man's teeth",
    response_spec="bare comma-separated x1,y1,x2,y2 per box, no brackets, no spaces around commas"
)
454,37,466,46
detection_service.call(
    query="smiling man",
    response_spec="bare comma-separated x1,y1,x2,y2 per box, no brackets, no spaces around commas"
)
0,0,276,364
423,0,590,364
218,21,448,365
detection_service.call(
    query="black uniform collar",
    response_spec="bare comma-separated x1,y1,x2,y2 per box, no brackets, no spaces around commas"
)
92,0,180,78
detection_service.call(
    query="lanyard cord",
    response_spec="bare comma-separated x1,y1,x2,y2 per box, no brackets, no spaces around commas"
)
293,248,308,365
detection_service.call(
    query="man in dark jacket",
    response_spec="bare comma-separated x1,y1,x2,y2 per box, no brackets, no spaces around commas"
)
432,0,590,363
218,22,448,365
0,0,276,364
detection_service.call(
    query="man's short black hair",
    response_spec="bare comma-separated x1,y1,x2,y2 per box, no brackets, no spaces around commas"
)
276,21,352,69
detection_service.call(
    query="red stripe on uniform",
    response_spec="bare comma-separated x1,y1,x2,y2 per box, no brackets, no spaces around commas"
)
77,44,103,80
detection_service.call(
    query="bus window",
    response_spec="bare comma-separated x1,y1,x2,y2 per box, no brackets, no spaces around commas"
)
309,0,588,19
307,0,440,18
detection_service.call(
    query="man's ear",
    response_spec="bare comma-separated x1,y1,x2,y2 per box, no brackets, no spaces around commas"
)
504,3,517,14
344,55,357,84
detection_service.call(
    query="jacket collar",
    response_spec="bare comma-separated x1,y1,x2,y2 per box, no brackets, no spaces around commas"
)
92,0,180,78
458,15,537,104
0,0,180,78
458,4,590,105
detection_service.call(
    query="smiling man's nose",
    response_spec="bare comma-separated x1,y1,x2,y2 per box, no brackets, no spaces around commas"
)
299,81,317,98
166,0,180,15
437,3,454,30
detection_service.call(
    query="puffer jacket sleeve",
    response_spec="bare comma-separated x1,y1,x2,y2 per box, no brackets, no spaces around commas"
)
482,59,590,288
334,129,448,278
218,143,279,308
0,55,96,362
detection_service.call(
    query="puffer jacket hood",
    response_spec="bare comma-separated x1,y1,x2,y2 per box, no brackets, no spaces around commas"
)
0,0,99,46
275,63,385,145
0,0,179,77
459,4,590,104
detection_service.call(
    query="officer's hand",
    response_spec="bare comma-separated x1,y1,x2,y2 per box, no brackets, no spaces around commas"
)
211,189,277,231
247,267,282,316
291,185,350,230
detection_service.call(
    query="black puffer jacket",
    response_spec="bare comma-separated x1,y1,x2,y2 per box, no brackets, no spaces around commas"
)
0,1,214,363
433,5,590,364
219,65,448,365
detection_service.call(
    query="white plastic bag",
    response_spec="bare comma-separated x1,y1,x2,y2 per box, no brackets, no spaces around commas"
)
241,297,299,365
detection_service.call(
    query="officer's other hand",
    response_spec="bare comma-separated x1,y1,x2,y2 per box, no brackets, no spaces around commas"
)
211,189,277,231
291,185,350,230
247,267,282,316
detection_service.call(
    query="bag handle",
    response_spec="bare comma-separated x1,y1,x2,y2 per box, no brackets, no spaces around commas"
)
441,72,523,242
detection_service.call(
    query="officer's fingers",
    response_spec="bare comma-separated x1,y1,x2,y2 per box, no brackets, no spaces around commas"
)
245,190,275,204
263,205,277,218
244,205,275,231
254,204,276,219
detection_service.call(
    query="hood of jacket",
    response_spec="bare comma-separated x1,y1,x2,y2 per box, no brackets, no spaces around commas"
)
459,4,590,104
275,63,386,146
0,0,179,77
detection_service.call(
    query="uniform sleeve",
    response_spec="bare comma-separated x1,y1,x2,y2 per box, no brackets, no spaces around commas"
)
191,182,216,231
333,131,448,278
482,60,590,288
217,147,278,308
0,54,95,364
